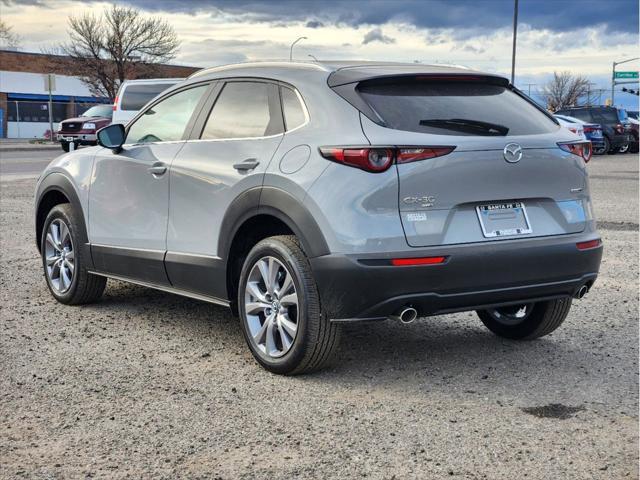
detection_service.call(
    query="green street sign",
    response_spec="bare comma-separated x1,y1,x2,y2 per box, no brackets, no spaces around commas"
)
615,71,639,79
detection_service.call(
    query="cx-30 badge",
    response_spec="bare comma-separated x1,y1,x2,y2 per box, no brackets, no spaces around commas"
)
503,143,523,163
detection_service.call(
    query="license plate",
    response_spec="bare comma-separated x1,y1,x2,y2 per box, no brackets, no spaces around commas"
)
63,137,76,142
476,202,532,238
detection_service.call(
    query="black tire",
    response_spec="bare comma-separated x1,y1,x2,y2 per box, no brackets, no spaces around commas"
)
630,142,639,154
60,141,69,152
618,143,630,154
41,204,106,305
237,235,340,375
477,298,572,340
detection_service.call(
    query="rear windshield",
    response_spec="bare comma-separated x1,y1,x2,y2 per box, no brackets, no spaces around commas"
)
120,83,175,111
358,81,558,136
592,108,619,123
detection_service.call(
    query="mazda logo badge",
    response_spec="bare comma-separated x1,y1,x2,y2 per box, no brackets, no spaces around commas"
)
503,143,523,163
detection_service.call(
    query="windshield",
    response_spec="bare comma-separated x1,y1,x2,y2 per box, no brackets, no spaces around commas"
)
358,81,558,136
82,105,113,118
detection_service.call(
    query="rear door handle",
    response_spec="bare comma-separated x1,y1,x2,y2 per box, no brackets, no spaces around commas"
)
233,158,260,171
148,162,167,176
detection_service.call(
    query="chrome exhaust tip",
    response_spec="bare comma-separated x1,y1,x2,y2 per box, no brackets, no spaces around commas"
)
390,307,418,324
575,285,589,299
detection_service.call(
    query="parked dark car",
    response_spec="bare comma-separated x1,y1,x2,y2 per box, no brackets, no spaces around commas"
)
555,106,631,154
57,104,113,152
627,111,638,120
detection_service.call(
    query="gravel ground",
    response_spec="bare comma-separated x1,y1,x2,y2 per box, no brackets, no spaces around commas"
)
0,152,638,479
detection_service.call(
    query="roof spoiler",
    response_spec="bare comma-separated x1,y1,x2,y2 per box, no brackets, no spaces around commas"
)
327,70,510,88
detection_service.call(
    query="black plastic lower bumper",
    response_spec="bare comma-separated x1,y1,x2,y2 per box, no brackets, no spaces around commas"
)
310,234,602,321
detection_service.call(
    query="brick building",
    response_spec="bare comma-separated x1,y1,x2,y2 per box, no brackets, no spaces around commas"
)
0,50,199,138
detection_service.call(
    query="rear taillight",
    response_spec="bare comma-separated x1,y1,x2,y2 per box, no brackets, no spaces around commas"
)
558,141,592,163
576,239,601,251
396,147,456,164
319,146,455,172
615,124,624,134
112,96,118,111
583,126,596,133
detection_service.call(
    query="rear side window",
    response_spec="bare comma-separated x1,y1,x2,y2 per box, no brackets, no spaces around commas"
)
201,82,282,139
281,87,306,130
358,81,558,136
120,83,175,111
126,85,207,144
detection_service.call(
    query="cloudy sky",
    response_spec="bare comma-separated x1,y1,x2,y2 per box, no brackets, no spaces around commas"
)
2,0,639,108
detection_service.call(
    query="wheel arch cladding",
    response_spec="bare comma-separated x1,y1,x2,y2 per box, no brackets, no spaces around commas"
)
35,174,88,254
219,186,330,262
220,186,330,313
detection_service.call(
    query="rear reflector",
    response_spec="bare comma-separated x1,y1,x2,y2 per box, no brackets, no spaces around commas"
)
391,256,447,266
319,146,455,172
576,239,602,250
558,141,592,163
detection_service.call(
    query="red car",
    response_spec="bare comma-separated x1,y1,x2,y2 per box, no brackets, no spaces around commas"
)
56,104,113,152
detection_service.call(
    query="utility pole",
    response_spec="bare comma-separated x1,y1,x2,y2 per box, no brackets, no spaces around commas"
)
523,83,536,97
510,0,519,84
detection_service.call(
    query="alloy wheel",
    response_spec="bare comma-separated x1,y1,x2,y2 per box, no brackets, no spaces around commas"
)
44,219,75,293
244,256,299,358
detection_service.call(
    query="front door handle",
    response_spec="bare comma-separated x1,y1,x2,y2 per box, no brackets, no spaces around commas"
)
148,162,167,177
233,158,260,171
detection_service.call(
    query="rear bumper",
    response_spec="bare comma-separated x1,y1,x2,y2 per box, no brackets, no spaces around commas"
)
609,133,631,148
310,233,602,321
587,136,605,148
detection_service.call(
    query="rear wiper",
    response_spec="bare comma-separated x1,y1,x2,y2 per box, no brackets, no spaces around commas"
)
419,118,509,136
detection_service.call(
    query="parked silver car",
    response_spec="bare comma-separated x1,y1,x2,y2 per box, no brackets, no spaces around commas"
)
35,61,602,374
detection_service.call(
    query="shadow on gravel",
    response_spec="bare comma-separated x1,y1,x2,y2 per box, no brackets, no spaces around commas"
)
91,281,598,399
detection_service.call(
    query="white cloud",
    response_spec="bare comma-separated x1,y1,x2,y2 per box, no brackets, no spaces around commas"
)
2,0,638,90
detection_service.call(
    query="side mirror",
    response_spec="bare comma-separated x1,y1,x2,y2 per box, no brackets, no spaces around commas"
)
97,124,126,153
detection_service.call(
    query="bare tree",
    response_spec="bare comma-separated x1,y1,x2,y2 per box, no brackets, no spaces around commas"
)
59,5,180,98
0,20,21,48
543,71,591,111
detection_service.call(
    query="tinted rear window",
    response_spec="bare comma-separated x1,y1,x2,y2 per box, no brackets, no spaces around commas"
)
592,108,619,123
120,83,174,111
359,81,557,136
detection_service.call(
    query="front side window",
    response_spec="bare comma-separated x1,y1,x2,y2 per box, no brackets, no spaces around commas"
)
281,87,307,130
126,85,207,144
201,82,282,139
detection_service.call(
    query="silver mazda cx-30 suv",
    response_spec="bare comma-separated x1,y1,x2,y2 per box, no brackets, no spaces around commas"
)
35,61,602,374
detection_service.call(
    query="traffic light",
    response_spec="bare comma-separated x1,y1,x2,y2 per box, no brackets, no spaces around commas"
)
622,87,639,96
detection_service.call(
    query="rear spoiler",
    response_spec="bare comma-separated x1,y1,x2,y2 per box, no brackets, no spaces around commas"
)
327,68,509,88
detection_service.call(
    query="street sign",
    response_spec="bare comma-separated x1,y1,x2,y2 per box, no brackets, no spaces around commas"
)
614,71,639,79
